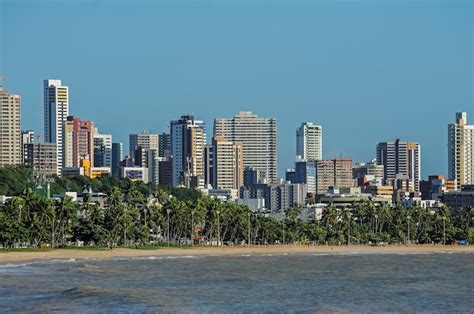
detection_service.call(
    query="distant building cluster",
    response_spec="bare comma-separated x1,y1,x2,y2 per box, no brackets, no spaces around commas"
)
1,79,473,213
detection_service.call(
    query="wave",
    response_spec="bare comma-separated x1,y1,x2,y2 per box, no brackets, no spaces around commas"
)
112,255,197,261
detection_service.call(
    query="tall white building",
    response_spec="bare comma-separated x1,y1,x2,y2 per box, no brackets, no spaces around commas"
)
214,111,277,183
170,115,206,187
0,84,21,166
44,79,69,174
93,128,112,168
448,112,474,187
296,122,322,160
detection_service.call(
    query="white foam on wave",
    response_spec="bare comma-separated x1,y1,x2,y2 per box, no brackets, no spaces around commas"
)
0,263,31,268
112,255,198,261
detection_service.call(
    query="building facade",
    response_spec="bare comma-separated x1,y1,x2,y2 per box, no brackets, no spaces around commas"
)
296,122,322,161
93,128,112,168
25,142,57,177
111,142,123,179
376,139,421,191
315,158,353,194
21,130,35,164
448,112,474,188
214,111,277,183
294,160,317,194
0,85,21,166
63,116,94,169
44,79,68,174
159,132,171,158
212,136,244,191
170,115,206,187
129,131,159,167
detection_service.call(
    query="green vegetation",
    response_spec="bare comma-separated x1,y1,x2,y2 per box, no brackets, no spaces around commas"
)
0,165,473,250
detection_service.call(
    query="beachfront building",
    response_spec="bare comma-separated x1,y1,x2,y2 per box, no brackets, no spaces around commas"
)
448,112,474,188
129,131,159,167
44,79,69,175
212,136,244,191
93,128,112,168
376,139,421,192
296,122,322,161
315,158,353,195
63,116,95,170
170,115,206,187
214,111,277,184
0,84,21,167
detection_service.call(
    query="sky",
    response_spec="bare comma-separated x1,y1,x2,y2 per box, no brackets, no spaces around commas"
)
1,0,473,178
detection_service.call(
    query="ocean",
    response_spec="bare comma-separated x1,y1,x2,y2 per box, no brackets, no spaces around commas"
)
1,252,473,312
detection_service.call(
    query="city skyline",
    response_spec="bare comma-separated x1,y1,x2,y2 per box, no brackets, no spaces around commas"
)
2,0,473,177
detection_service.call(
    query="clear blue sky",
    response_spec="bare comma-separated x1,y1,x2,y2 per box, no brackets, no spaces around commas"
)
1,0,472,178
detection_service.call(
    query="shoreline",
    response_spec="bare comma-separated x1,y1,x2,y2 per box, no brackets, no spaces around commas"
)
1,244,473,264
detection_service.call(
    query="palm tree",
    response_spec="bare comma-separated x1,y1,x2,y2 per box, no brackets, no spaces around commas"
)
285,203,302,222
53,196,77,247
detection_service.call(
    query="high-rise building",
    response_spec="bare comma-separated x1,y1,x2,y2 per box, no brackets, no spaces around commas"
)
376,139,421,191
129,131,159,167
315,158,353,194
146,149,167,185
285,168,296,183
212,136,244,191
158,157,173,186
170,115,206,187
25,142,57,177
93,128,112,168
296,122,322,161
159,132,171,158
243,167,262,187
353,159,384,186
448,112,474,188
21,130,35,164
214,111,277,183
294,159,317,194
204,144,214,187
44,79,68,174
63,116,94,169
111,142,123,179
0,84,21,167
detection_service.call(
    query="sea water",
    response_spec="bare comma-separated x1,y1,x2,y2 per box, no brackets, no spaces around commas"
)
1,252,473,312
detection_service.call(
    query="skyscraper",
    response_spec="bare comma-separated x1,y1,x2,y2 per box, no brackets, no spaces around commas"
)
44,79,69,174
93,128,112,168
159,132,171,158
376,139,421,191
111,142,123,179
0,84,21,166
212,136,244,191
170,115,206,187
296,122,322,160
214,111,277,183
63,116,94,169
448,112,474,188
129,131,159,167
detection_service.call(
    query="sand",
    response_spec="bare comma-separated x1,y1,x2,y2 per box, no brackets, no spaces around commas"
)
1,245,473,263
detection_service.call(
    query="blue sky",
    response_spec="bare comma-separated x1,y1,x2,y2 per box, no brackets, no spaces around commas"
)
1,0,473,178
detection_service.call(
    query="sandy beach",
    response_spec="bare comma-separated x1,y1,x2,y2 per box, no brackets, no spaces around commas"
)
1,245,473,263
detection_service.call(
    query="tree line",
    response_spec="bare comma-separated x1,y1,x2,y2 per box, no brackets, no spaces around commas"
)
1,186,473,249
0,165,473,249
